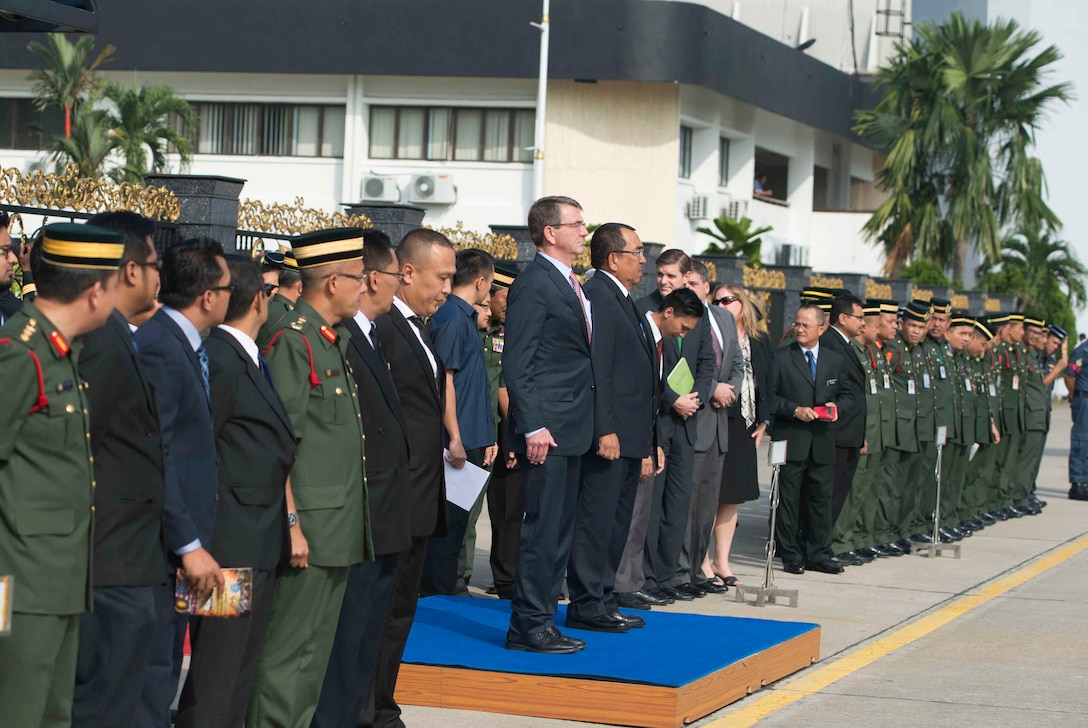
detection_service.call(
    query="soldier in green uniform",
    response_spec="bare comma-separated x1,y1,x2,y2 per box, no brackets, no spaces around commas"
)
940,313,976,540
880,300,929,553
257,250,301,350
962,318,1001,527
0,223,123,727
837,299,898,559
909,298,955,542
990,313,1030,517
1014,316,1051,515
247,228,373,728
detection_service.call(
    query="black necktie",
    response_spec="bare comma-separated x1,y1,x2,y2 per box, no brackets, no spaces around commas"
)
258,353,275,392
370,322,389,369
408,315,440,383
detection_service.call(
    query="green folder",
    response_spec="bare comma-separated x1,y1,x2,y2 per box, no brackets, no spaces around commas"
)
666,358,694,395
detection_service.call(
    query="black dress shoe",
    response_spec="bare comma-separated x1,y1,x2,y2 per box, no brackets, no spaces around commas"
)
659,585,695,601
854,550,875,563
506,628,581,654
880,542,905,556
1002,506,1024,519
864,546,890,558
1070,483,1088,501
699,579,729,594
991,509,1009,521
896,538,914,551
672,583,707,598
910,532,934,544
546,625,585,648
565,613,630,633
1030,494,1047,508
636,588,673,605
979,511,997,525
804,558,845,574
781,560,804,574
615,592,651,610
612,610,645,628
834,551,863,566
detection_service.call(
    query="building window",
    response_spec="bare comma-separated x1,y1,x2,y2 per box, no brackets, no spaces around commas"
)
0,98,65,150
368,106,534,163
192,103,345,157
753,147,789,203
718,136,731,187
679,125,693,179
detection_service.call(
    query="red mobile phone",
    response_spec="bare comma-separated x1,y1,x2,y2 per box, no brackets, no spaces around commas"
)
813,404,837,421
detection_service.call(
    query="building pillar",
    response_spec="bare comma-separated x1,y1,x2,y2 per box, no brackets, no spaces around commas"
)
346,202,425,244
143,174,246,251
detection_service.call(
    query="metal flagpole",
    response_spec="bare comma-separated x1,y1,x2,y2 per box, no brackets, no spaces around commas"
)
914,426,960,558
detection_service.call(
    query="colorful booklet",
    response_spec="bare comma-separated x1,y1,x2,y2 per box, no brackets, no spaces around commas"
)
174,567,252,617
0,575,11,636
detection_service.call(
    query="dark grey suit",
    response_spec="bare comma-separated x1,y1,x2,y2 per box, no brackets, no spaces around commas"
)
676,305,744,586
503,253,595,637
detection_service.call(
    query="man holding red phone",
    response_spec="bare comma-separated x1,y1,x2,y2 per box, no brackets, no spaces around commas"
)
771,302,853,575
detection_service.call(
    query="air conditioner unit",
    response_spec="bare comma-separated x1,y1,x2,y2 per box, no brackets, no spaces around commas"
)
776,243,809,267
406,173,456,205
360,175,400,202
685,195,710,220
720,198,749,220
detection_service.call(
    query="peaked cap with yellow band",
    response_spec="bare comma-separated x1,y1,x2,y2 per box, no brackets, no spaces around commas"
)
290,227,364,268
282,250,299,270
1023,315,1046,329
930,297,952,315
949,310,974,328
492,263,518,290
41,222,124,270
975,317,995,340
902,300,931,323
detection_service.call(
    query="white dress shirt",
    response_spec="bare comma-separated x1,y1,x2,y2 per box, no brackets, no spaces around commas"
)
218,324,260,367
538,251,592,334
393,296,438,378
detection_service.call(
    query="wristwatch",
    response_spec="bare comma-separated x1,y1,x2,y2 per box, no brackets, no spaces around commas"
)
287,511,299,527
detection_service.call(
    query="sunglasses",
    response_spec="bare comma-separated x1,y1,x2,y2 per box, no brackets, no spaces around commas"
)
262,283,278,298
713,295,738,305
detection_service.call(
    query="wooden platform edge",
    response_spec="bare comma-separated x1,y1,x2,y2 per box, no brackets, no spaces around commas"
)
394,625,821,728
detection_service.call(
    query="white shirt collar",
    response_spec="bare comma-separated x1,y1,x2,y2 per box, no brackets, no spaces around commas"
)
800,341,820,359
537,250,573,280
644,310,662,345
353,310,376,344
832,325,851,343
599,270,630,296
392,296,419,320
162,306,203,352
217,324,259,366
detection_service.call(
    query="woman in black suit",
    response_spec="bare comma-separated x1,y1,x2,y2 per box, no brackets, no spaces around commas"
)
700,284,774,586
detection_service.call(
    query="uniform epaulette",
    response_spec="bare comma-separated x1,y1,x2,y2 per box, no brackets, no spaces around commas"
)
0,337,49,412
264,328,321,388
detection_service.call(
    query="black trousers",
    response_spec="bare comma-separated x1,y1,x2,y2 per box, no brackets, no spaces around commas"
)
776,457,835,563
831,446,861,523
643,424,696,591
366,537,428,728
420,448,481,597
72,585,158,728
567,454,642,621
486,439,523,599
509,453,581,636
137,578,189,728
176,569,276,728
311,554,400,728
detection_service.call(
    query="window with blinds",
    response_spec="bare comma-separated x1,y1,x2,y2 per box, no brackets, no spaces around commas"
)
369,106,534,163
192,103,345,157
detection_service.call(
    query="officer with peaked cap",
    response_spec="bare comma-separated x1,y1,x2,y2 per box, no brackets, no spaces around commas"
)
0,223,123,726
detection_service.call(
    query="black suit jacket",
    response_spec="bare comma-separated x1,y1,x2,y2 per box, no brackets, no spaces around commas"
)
820,327,867,448
135,308,219,557
204,328,296,570
343,316,412,555
635,289,716,445
79,310,167,587
503,253,595,457
375,305,448,539
772,343,852,465
726,331,777,431
583,273,656,459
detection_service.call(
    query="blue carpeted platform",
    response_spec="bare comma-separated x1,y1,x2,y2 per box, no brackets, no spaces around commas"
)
403,596,819,688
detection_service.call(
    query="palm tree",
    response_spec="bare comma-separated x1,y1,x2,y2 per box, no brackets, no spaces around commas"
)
854,12,1071,281
697,215,772,266
27,34,115,139
977,229,1086,327
49,104,114,178
103,81,197,184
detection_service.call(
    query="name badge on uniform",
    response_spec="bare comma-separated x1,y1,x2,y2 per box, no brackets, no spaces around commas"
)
908,379,917,395
492,337,504,353
883,374,891,389
965,377,973,392
939,365,947,380
870,378,878,395
1012,375,1020,391
923,371,932,389
989,383,997,397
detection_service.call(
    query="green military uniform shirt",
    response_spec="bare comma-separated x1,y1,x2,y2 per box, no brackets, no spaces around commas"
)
264,298,372,567
924,336,955,434
1022,345,1049,433
951,350,976,445
914,338,941,442
993,341,1025,435
854,339,895,454
482,322,505,427
883,333,921,452
0,302,94,614
257,292,297,351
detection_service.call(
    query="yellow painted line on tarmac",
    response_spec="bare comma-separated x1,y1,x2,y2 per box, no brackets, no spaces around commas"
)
711,534,1088,727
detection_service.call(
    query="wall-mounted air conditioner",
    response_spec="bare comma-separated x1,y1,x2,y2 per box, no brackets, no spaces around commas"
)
685,195,710,220
776,243,809,267
360,176,400,202
406,173,456,205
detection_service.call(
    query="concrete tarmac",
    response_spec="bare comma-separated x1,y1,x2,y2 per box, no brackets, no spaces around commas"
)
401,401,1088,727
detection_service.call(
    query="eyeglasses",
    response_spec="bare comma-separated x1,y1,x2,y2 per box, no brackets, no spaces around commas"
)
547,221,587,230
136,260,161,272
713,295,738,305
0,245,14,257
612,247,644,257
369,269,405,282
323,272,366,281
207,283,236,294
261,283,278,298
842,313,865,321
792,321,817,330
